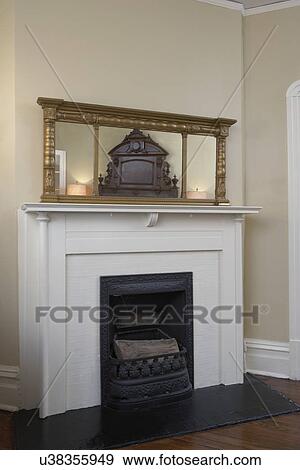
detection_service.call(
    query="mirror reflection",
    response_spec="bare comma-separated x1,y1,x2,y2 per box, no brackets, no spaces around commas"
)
56,122,94,196
186,135,216,200
55,123,217,200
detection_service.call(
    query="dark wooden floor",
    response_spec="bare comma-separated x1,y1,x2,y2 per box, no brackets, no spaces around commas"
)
1,376,300,450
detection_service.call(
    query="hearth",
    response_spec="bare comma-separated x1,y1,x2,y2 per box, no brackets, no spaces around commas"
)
100,272,194,409
15,376,300,449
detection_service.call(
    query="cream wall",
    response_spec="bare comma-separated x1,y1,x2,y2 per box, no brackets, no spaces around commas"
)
1,0,244,367
0,0,19,365
244,7,300,341
14,0,243,203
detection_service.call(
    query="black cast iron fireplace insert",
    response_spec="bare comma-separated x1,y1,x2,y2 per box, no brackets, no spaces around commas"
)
100,272,194,409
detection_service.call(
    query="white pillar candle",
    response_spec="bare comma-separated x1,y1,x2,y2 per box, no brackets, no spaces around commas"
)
67,182,87,196
186,189,209,199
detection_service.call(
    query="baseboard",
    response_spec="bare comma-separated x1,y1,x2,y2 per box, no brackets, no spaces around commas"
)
289,339,300,380
0,365,20,411
245,338,290,379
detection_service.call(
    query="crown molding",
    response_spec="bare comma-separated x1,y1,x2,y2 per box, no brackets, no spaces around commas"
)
195,0,300,16
244,0,300,16
195,0,244,12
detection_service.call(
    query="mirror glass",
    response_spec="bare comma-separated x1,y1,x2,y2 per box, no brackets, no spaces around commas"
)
56,122,94,196
186,135,216,200
98,127,182,198
54,123,216,200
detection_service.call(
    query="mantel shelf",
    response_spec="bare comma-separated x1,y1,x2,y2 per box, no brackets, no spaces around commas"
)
21,203,261,215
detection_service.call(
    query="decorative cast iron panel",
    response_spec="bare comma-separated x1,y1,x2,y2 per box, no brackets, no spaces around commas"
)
100,272,194,407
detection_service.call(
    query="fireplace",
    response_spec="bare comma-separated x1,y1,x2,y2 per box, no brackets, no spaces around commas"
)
19,204,258,417
100,272,194,409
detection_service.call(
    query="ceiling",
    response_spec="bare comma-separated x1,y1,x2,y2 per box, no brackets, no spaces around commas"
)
230,0,290,8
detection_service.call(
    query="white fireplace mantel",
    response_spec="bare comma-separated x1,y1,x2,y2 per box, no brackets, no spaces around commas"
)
18,203,261,417
21,203,261,229
21,202,261,215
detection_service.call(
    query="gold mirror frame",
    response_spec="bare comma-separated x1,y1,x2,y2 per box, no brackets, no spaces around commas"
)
37,97,236,205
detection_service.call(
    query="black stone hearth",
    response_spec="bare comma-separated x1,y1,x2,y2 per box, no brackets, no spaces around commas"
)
14,375,300,450
100,272,194,409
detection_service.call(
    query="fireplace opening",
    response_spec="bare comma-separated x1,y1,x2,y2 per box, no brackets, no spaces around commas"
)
100,272,194,409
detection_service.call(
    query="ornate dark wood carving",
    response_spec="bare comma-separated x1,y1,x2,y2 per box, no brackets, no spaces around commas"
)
98,129,179,198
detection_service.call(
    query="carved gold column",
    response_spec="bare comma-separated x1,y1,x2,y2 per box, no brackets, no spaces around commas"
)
93,125,100,196
181,132,188,198
43,107,57,197
215,126,229,204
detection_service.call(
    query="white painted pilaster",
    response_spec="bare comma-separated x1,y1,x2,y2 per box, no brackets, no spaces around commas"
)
36,212,50,418
287,81,300,379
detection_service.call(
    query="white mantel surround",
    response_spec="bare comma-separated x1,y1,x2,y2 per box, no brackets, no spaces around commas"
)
18,203,261,418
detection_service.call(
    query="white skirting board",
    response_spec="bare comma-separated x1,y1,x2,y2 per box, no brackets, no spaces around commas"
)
244,338,290,379
0,365,20,411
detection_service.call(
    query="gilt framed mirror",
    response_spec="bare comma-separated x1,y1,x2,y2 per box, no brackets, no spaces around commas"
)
38,98,236,205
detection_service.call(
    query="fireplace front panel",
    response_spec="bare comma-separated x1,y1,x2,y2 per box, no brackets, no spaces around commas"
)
100,272,194,408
